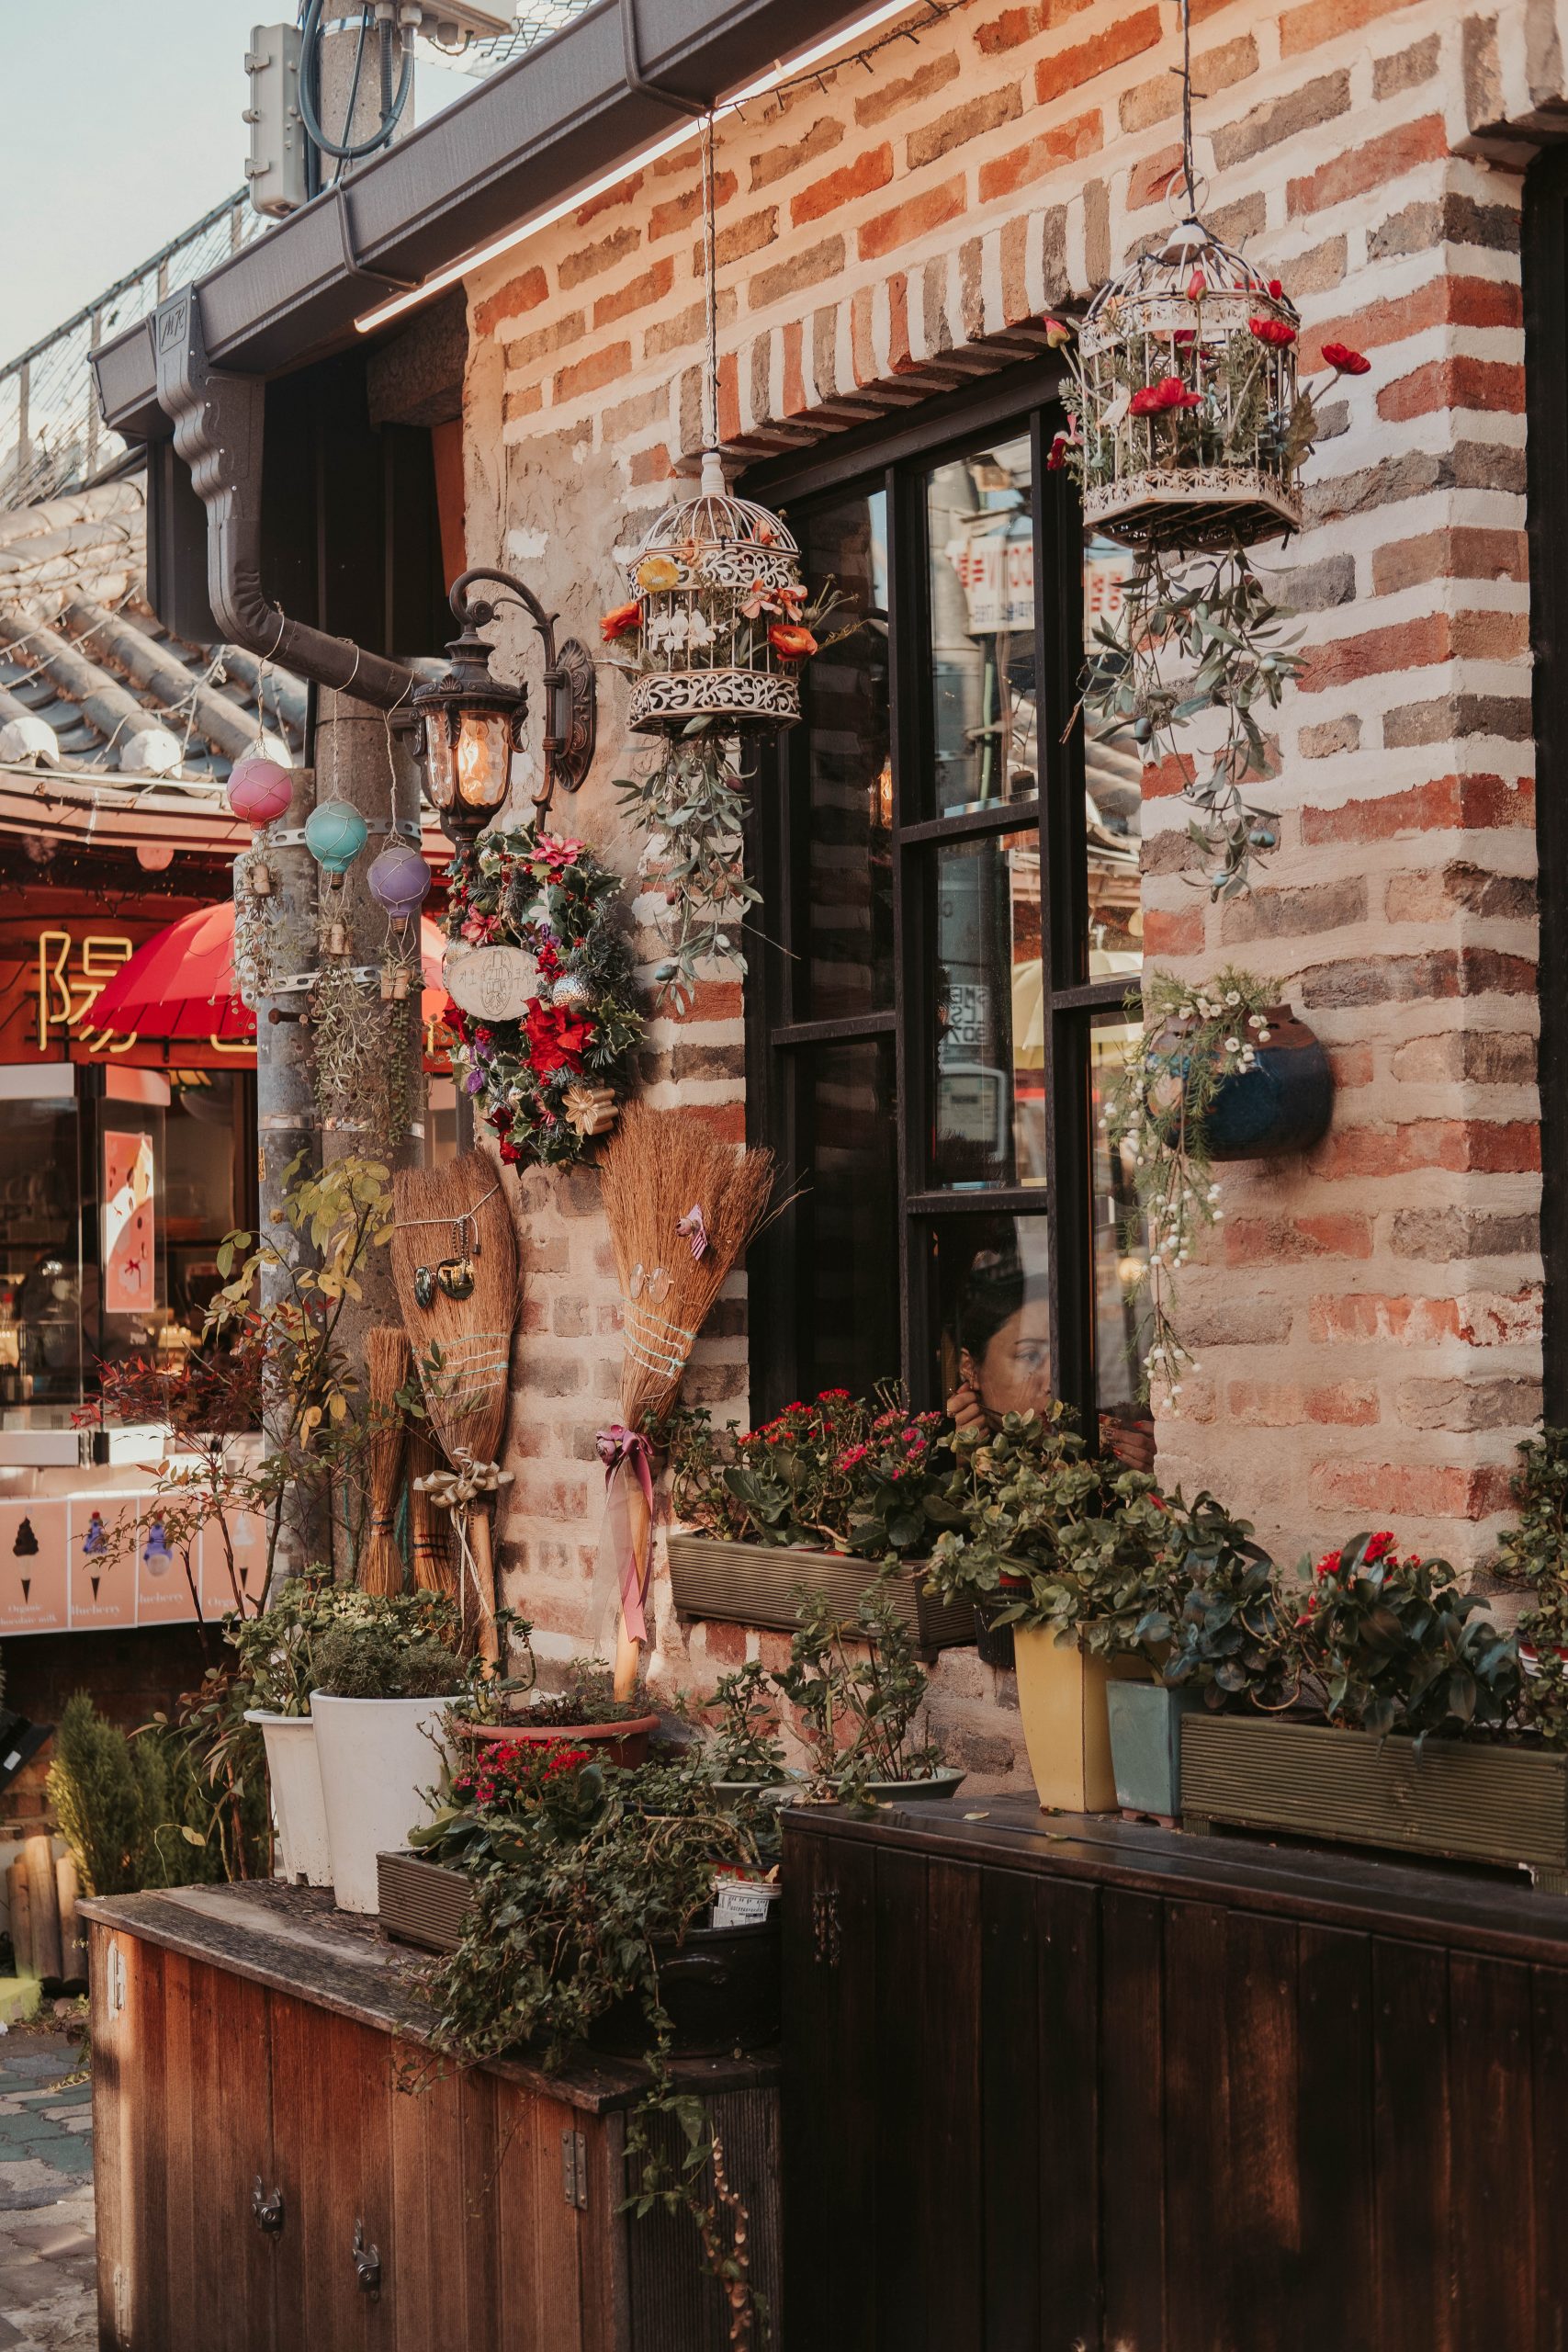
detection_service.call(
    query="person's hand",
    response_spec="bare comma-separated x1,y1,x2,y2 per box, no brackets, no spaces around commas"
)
1100,1413,1156,1474
946,1384,989,1433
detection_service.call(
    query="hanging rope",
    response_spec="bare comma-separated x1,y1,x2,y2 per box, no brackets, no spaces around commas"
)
700,107,720,455
1179,0,1197,214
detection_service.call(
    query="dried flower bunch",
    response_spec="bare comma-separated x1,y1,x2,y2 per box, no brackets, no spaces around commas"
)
1043,220,1370,895
442,825,643,1167
1101,965,1277,1401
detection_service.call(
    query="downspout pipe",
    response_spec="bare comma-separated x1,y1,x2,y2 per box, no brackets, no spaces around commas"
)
152,285,418,714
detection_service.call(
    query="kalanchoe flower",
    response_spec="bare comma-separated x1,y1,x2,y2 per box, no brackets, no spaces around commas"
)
1321,341,1371,376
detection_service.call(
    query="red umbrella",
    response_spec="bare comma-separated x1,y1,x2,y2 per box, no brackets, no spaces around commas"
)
88,902,450,1044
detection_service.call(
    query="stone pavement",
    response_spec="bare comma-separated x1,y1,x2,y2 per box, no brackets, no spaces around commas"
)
0,2030,95,2351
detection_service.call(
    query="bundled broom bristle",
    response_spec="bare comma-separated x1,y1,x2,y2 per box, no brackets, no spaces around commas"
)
597,1104,777,1430
389,1150,518,1474
358,1327,411,1596
408,1425,457,1598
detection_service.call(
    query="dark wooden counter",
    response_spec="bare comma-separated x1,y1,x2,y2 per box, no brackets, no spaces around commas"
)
84,1880,778,2351
783,1794,1568,2352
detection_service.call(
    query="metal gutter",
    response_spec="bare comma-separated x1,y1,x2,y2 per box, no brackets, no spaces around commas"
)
94,0,868,435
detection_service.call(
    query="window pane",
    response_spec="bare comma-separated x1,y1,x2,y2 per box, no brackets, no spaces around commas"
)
0,1097,83,1412
1084,537,1144,981
930,1213,1051,1420
795,1038,900,1396
925,435,1037,815
802,491,892,1020
931,829,1044,1190
1090,1012,1155,1459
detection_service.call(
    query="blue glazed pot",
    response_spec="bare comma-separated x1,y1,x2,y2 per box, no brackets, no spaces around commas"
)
1106,1681,1205,1819
1154,1005,1333,1163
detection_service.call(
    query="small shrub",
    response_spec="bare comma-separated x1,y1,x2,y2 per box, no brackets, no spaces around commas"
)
311,1623,466,1701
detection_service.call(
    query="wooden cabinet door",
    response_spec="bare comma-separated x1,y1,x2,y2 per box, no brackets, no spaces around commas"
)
267,1990,398,2351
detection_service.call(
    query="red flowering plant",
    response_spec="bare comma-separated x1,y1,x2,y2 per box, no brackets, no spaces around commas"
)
1298,1530,1524,1739
442,822,643,1169
669,1386,952,1561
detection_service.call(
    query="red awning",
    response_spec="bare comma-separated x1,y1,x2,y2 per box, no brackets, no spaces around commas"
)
87,901,449,1045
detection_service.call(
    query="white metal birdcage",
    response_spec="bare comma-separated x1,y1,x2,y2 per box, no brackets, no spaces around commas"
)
625,452,807,734
1075,218,1303,553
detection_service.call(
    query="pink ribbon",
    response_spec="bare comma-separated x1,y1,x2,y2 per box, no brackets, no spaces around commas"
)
596,1424,656,1645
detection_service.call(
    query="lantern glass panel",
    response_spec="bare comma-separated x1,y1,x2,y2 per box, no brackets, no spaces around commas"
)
456,710,510,809
423,712,457,808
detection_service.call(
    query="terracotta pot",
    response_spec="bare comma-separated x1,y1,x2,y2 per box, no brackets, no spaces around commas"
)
450,1712,660,1768
1149,1003,1332,1162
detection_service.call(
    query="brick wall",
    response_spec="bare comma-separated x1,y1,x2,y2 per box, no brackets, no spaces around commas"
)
464,0,1564,1786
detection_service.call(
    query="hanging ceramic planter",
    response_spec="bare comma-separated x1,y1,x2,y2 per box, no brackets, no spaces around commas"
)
1149,1003,1333,1162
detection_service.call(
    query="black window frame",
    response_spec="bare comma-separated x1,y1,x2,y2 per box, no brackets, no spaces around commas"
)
740,359,1138,1430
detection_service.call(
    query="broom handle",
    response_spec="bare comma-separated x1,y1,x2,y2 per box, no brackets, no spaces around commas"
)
613,1475,653,1703
469,1509,501,1669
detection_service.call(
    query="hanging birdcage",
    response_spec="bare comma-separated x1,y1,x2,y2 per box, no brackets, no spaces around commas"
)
621,451,807,735
1074,216,1303,553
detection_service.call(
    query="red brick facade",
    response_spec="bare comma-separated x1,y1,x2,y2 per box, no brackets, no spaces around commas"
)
463,0,1557,1786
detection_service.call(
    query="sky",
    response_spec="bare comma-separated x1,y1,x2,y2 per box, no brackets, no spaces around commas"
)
0,3,480,360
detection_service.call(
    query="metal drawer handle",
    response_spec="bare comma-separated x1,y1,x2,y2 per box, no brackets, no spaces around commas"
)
252,2177,285,2235
353,2218,382,2296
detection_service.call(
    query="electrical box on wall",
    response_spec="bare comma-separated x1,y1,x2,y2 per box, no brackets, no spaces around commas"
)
243,24,307,219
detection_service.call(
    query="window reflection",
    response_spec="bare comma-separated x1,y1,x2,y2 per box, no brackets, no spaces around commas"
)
1090,1014,1154,1444
1084,537,1144,980
798,1038,899,1397
926,435,1037,814
932,830,1044,1188
933,1216,1052,1423
803,492,892,1020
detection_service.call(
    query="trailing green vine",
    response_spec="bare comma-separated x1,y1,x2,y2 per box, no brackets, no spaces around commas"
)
615,726,761,1014
1102,966,1275,1402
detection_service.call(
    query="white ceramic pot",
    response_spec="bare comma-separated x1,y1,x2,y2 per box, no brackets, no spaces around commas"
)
309,1692,449,1913
243,1710,332,1889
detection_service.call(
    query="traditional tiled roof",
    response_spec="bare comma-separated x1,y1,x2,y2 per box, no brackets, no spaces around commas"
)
0,478,305,787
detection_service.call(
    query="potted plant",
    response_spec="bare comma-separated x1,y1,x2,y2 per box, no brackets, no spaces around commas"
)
772,1580,962,1804
231,1570,339,1886
1103,967,1332,1403
1108,1491,1291,1820
452,1657,660,1767
308,1593,472,1911
702,1661,796,1803
667,1389,973,1657
1177,1532,1568,1884
924,1409,1171,1813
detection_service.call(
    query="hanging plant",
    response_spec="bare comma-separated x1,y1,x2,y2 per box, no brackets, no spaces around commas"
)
310,955,417,1153
614,728,760,1016
1045,215,1370,895
1104,966,1302,1404
441,824,643,1167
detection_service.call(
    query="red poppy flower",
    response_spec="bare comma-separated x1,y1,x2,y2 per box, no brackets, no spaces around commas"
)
1267,278,1283,300
1248,316,1297,348
769,623,818,662
1186,270,1207,300
1046,432,1069,471
1130,376,1203,416
600,601,641,641
1043,316,1074,349
1321,341,1371,376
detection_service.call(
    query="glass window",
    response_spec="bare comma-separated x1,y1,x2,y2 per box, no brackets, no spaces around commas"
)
924,435,1037,815
749,398,1145,1442
1090,1012,1154,1455
0,1097,83,1412
802,492,892,1021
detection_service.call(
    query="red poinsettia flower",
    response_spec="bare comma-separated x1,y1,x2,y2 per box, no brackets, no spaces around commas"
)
600,601,641,641
1130,376,1203,416
769,623,818,662
1249,316,1297,348
1321,341,1371,376
523,996,595,1078
530,834,586,871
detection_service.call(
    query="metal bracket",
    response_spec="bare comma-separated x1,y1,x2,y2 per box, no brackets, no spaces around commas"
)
352,2218,382,2295
560,2128,589,2211
252,2177,286,2236
334,185,421,295
267,818,418,847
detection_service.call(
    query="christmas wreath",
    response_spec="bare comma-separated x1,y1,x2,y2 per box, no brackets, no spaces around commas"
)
443,827,644,1168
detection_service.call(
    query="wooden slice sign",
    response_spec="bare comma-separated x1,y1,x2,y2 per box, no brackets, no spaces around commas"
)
443,944,537,1021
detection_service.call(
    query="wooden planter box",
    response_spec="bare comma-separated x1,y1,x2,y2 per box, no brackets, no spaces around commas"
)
1180,1713,1568,1890
378,1849,473,1952
666,1533,973,1658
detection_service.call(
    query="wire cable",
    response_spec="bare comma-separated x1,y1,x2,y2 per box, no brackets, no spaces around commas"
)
298,0,412,165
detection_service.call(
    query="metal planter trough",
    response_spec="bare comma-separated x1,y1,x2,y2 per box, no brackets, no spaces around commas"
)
1179,1714,1568,1890
378,1850,474,1953
665,1534,974,1659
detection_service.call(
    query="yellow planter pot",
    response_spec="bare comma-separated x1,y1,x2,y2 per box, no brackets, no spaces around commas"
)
1013,1628,1152,1814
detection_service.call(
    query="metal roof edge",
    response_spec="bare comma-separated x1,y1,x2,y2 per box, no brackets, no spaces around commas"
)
94,0,864,433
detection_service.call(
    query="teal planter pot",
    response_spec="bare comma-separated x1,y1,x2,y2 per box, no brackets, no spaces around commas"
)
1107,1682,1205,1819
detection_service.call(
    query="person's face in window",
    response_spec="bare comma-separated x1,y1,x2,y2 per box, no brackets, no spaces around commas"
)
961,1293,1052,1421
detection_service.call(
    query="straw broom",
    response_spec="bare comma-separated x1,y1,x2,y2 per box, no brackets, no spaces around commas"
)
389,1149,519,1664
358,1326,411,1596
408,1426,457,1599
597,1105,776,1699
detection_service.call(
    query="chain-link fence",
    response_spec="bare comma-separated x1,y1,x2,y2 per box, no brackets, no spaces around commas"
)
0,193,272,514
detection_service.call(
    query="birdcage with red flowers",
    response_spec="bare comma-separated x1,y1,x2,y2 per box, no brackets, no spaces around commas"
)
1063,216,1306,553
607,453,816,735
